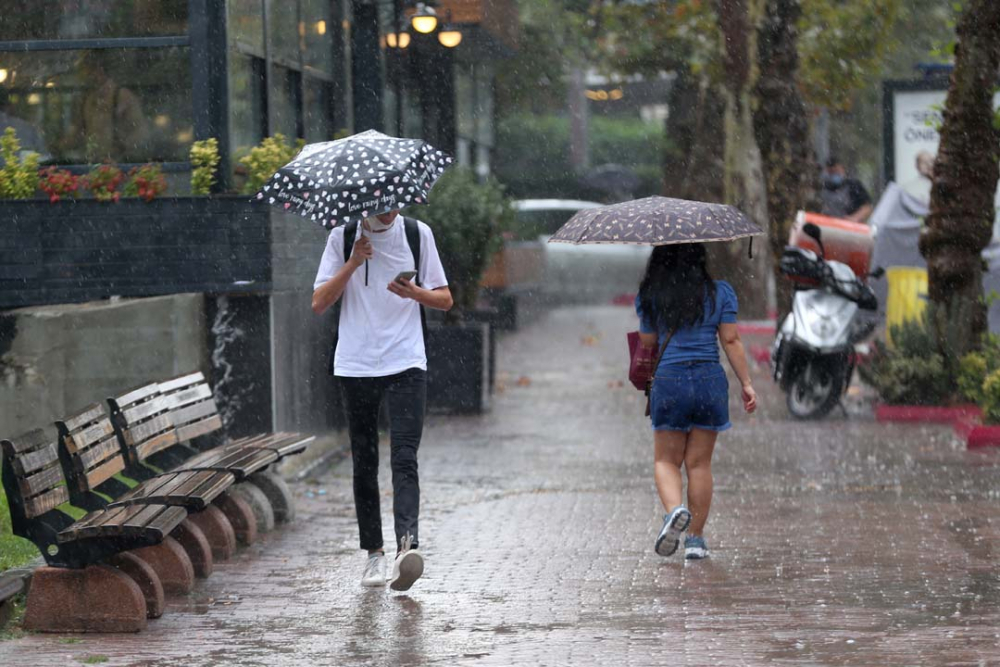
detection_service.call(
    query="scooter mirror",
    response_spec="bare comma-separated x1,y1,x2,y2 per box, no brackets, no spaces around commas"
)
803,222,822,242
870,267,886,280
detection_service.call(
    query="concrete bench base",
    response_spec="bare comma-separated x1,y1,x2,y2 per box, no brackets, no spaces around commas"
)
24,565,147,633
215,491,258,546
187,504,237,561
131,537,195,596
108,552,165,618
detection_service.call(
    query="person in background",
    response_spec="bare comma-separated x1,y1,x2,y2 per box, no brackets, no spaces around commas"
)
820,157,873,223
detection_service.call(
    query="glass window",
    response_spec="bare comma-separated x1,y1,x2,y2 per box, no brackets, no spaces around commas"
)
301,0,333,74
304,77,332,142
269,65,301,139
228,0,265,56
0,47,192,164
228,52,266,158
0,0,188,41
268,0,301,66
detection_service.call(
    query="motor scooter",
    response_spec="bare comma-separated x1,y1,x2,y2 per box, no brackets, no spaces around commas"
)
772,223,882,419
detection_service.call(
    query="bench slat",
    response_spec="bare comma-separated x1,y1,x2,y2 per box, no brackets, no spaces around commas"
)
25,486,69,519
61,404,106,433
1,429,50,456
133,471,202,504
157,372,206,394
165,384,213,409
18,464,64,499
171,399,218,427
84,454,126,490
121,395,175,425
72,506,131,539
75,437,122,473
113,382,160,409
125,413,174,446
148,506,188,536
135,430,181,462
120,504,168,537
175,415,223,442
110,473,180,507
10,442,59,476
65,419,115,454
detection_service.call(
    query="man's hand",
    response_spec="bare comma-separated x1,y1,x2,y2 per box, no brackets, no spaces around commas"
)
348,236,374,269
388,277,421,301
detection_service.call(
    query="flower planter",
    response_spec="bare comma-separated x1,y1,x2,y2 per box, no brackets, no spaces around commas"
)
964,424,1000,450
875,404,983,424
480,240,545,331
0,197,270,309
426,321,491,414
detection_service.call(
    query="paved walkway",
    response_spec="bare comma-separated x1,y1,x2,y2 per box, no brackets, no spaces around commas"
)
3,306,1000,666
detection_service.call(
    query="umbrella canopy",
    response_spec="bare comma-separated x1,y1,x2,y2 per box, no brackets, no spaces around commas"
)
548,196,763,245
254,130,453,229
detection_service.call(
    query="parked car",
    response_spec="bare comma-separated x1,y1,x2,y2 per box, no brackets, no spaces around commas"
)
512,199,653,305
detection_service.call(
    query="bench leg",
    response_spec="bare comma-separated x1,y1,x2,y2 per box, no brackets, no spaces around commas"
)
108,552,165,619
250,471,296,523
130,536,195,596
171,519,214,579
229,481,275,534
186,505,237,561
215,492,258,546
23,565,147,633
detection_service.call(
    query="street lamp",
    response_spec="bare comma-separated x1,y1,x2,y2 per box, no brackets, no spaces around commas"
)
437,10,462,48
386,31,411,48
410,3,438,34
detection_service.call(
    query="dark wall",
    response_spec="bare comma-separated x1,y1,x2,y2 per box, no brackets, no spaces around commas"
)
0,197,270,309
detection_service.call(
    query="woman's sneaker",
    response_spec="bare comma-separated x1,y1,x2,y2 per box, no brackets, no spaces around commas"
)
361,552,388,587
684,535,709,560
655,506,691,557
389,534,424,592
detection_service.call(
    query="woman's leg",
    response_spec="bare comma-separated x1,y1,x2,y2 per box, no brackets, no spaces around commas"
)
654,430,688,511
683,428,718,536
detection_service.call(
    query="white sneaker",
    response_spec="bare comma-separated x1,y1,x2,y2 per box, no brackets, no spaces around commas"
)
361,552,387,587
389,534,424,592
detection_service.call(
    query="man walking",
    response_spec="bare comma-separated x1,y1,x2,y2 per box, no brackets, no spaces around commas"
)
312,209,452,591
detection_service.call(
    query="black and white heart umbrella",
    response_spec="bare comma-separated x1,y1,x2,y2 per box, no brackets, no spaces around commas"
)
254,129,454,229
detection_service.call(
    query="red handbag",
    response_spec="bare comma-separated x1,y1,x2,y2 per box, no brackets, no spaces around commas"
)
627,330,674,416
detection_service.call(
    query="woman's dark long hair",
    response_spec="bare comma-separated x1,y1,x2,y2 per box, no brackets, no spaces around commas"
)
638,244,717,332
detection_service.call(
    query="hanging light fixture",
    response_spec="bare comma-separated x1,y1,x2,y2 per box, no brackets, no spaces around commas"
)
437,10,462,48
410,3,438,34
386,31,411,49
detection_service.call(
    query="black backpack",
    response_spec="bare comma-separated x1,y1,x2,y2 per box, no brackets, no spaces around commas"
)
327,217,428,375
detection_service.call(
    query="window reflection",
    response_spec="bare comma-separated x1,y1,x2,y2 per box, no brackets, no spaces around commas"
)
0,48,192,164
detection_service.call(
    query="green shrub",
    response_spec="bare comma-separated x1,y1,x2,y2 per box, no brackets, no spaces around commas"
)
956,334,1000,423
405,168,514,322
0,127,40,199
981,369,1000,424
190,138,221,195
859,315,953,406
238,134,304,195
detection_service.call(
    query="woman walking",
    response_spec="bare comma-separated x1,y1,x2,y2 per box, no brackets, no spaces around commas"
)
635,244,757,560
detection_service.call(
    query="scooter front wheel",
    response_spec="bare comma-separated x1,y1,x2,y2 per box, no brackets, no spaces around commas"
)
786,362,841,420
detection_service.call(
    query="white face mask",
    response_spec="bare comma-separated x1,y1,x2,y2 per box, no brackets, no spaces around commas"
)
365,214,397,232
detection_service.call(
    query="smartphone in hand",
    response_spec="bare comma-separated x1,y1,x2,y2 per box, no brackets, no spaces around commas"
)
394,270,417,284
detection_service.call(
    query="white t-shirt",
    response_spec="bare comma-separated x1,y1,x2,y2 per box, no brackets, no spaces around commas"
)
313,218,448,377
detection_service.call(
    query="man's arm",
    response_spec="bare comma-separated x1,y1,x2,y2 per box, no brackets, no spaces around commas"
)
386,280,454,311
311,236,372,315
847,180,873,223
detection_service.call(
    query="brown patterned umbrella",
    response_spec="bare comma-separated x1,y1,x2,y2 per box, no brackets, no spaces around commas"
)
547,196,763,246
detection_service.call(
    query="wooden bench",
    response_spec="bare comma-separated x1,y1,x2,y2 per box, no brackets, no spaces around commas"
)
55,403,240,569
110,372,313,525
1,429,190,632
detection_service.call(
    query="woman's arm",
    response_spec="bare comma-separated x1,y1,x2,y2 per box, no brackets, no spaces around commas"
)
718,323,757,413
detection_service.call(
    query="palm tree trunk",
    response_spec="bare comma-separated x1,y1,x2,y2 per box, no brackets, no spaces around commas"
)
919,0,1000,366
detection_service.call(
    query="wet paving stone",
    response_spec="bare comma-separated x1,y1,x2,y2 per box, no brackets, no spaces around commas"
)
2,306,999,666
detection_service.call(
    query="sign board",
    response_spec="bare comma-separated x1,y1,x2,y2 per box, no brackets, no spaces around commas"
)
884,79,1000,233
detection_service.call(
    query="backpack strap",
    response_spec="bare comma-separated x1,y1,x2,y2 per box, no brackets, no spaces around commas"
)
403,217,429,347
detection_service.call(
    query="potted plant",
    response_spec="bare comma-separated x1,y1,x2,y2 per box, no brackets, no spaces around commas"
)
407,168,514,413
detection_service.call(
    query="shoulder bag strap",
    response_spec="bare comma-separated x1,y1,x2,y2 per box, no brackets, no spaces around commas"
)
645,328,676,416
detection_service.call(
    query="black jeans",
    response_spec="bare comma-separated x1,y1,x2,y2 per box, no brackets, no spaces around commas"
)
340,368,426,553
